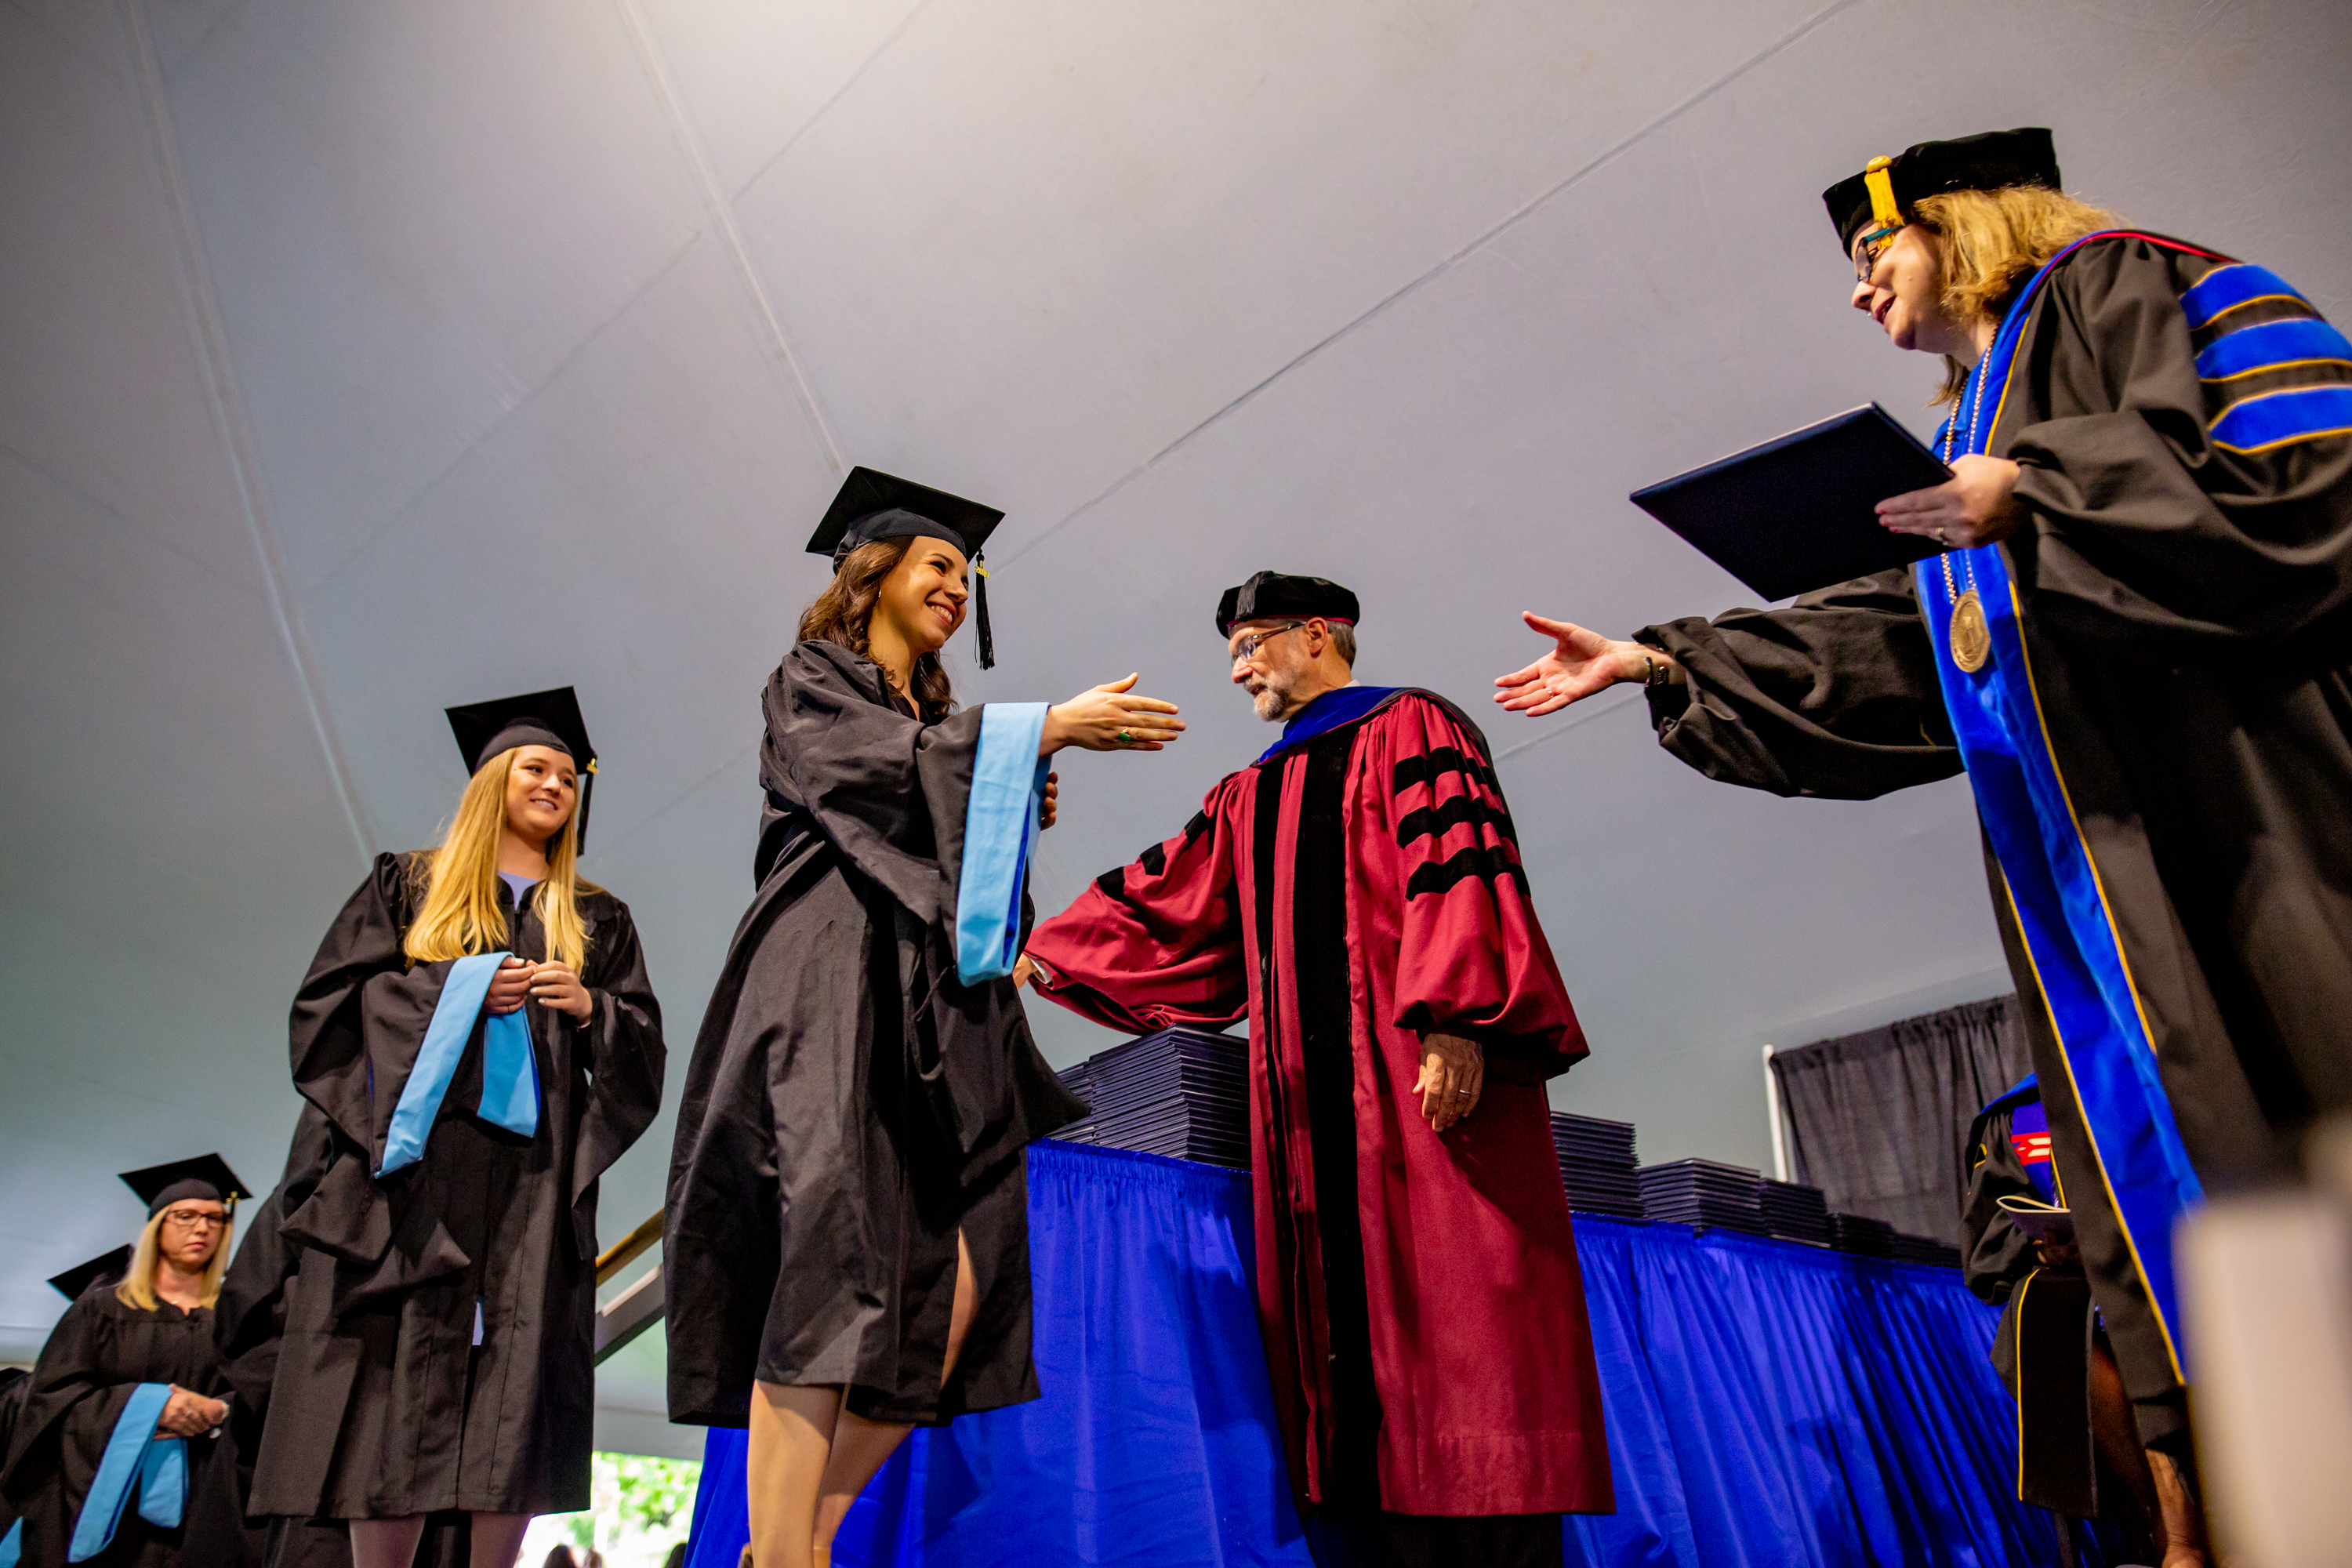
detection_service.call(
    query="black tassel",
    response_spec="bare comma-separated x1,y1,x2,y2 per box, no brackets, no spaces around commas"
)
575,759,597,853
975,550,996,670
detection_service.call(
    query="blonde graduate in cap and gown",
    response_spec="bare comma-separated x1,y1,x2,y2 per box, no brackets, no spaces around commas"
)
663,470,1184,1568
2,1158,251,1568
246,690,666,1568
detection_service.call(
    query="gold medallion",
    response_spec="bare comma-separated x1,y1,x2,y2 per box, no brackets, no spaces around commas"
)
1949,588,1991,673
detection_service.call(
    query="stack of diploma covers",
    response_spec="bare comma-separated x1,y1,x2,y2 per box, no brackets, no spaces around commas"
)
1053,1026,1249,1169
1826,1212,1897,1258
1549,1112,1646,1220
1889,1232,1965,1269
1636,1159,1769,1235
1758,1179,1833,1247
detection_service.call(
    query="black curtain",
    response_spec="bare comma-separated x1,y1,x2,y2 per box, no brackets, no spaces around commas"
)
1769,995,2034,1245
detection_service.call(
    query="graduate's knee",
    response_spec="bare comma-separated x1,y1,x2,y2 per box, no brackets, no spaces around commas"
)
941,1229,979,1382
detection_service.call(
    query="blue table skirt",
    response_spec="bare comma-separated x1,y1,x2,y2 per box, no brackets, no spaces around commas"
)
681,1139,2060,1567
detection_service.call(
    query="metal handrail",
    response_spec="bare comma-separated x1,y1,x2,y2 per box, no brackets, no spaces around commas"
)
593,1210,667,1365
595,1210,662,1286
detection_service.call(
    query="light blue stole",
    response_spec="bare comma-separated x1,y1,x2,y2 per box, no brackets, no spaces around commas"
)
65,1382,186,1563
378,951,540,1176
954,703,1051,982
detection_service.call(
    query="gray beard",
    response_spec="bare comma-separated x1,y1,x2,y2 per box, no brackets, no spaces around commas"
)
1246,675,1299,722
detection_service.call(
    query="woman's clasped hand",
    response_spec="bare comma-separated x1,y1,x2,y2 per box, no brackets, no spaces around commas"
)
481,953,593,1019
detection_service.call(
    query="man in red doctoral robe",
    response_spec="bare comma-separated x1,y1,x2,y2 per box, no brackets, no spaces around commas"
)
1018,570,1613,1566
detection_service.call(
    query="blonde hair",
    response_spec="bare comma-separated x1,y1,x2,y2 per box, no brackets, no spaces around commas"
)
115,1208,233,1311
1910,186,2122,404
403,748,596,971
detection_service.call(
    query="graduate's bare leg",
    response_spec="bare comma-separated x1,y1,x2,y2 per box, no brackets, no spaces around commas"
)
748,1381,840,1568
808,1230,978,1566
467,1512,533,1568
2145,1449,2208,1568
348,1517,429,1568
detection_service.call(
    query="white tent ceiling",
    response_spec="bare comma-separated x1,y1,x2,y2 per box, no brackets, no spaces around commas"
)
5,0,2348,1452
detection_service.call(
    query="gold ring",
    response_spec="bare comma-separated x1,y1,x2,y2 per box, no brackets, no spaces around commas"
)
1117,730,1132,743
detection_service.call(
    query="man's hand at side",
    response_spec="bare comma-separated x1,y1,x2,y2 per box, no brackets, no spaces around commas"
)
1415,1033,1484,1133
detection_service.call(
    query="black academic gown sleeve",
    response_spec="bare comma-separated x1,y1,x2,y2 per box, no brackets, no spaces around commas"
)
1958,1103,2038,1309
1633,568,1965,799
564,905,666,1261
2002,238,2352,654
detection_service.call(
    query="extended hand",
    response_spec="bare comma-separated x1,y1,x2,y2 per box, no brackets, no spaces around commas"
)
484,956,534,1016
1414,1032,1485,1133
1042,675,1185,753
1011,954,1037,990
1876,454,2022,548
1494,613,1671,717
158,1385,227,1437
1040,772,1058,830
527,960,594,1022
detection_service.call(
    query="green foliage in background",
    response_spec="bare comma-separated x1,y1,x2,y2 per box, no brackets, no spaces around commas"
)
555,1453,702,1565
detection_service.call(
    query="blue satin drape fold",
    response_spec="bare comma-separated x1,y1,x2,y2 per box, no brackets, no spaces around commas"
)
681,1142,2056,1568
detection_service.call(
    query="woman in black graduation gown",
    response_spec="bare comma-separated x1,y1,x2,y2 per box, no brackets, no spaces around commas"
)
246,690,665,1568
664,470,1182,1568
2,1170,244,1568
1497,126,2351,1554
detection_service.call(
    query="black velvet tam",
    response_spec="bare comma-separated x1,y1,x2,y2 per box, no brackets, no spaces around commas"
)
1822,127,2060,255
1214,570,1361,637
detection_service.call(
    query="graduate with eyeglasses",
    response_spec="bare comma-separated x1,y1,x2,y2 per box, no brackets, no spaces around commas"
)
1497,128,2352,1556
243,689,666,1568
1,1158,252,1568
663,470,1182,1568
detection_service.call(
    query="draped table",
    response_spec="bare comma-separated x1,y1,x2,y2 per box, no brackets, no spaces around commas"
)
681,1139,2059,1567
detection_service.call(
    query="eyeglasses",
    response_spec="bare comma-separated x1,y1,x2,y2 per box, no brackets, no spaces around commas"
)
1229,622,1307,666
1853,225,1901,284
160,1208,228,1231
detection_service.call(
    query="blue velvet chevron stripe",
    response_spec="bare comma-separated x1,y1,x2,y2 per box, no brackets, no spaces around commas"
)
67,1383,187,1563
379,951,539,1175
955,702,1050,983
2209,386,2352,455
1914,231,2212,1378
2179,262,2305,330
2194,316,2352,382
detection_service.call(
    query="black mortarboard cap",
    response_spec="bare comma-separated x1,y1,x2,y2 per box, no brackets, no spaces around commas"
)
807,468,1006,669
1823,128,2062,256
119,1153,252,1218
49,1245,134,1301
1214,571,1361,638
444,686,599,849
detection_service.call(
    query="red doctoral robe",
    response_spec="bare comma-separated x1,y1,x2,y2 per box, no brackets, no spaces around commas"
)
1025,687,1612,1517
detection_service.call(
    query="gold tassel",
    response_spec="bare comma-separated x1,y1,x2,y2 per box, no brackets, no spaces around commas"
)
1863,154,1901,228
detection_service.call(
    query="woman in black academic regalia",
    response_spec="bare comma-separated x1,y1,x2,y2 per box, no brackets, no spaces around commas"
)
1497,127,2352,1566
2,1160,249,1568
245,690,665,1568
664,470,1182,1568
